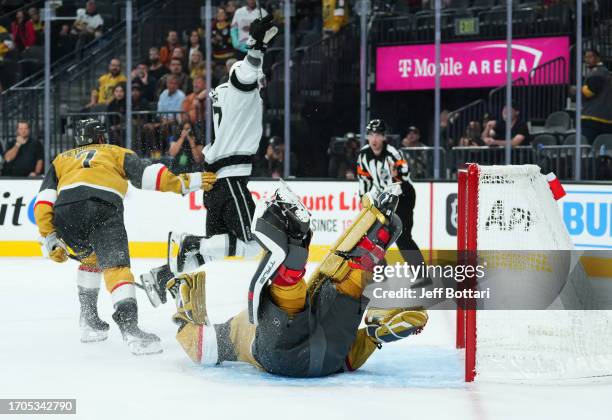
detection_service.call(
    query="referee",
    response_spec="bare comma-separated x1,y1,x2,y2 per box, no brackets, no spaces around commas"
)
356,119,425,267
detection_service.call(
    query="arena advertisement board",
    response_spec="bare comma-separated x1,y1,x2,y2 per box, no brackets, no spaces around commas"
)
0,178,608,256
376,36,570,91
560,185,612,250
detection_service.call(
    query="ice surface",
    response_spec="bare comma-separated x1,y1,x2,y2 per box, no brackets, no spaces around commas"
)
1,258,611,420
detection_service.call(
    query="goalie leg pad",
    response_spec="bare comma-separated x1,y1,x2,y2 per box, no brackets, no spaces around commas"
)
308,213,401,300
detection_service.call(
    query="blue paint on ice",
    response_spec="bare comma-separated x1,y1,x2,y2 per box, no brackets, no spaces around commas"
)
186,346,464,388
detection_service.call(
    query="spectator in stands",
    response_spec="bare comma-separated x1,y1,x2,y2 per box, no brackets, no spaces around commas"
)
401,126,425,147
28,7,43,42
63,0,104,52
481,103,530,147
182,75,207,140
171,46,188,71
440,109,451,147
130,81,152,112
187,30,202,67
189,50,206,81
107,83,126,145
167,120,204,174
159,30,185,67
148,47,168,82
2,121,43,177
212,7,235,64
323,0,348,33
577,48,612,143
132,62,157,102
225,0,237,20
130,81,155,157
327,133,359,179
152,75,185,158
254,137,283,178
0,24,15,60
458,121,485,147
11,10,36,52
158,75,185,117
231,0,267,56
97,58,127,104
157,58,190,96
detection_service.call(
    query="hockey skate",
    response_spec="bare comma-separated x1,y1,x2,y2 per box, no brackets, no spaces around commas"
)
78,286,109,343
365,307,428,344
112,300,162,355
168,231,205,274
139,264,175,307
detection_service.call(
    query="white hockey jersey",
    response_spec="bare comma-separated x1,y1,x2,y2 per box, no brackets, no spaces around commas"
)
203,53,264,179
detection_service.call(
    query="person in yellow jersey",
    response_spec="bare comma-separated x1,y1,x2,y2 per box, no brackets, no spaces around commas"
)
157,182,428,376
34,118,216,355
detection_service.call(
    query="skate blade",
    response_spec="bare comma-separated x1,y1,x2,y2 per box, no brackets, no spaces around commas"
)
127,340,163,356
80,329,109,343
139,273,162,308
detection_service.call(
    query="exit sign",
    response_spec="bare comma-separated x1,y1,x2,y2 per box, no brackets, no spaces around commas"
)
455,17,479,36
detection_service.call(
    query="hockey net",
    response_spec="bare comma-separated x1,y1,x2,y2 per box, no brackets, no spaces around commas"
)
456,164,612,382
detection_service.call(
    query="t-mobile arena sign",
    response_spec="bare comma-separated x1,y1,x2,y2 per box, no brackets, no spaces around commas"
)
376,36,569,91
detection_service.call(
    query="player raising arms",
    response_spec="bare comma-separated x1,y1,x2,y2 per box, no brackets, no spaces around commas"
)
163,183,428,376
34,119,216,355
140,15,279,296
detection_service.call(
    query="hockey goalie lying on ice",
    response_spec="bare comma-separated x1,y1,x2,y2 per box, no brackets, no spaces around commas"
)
152,182,428,377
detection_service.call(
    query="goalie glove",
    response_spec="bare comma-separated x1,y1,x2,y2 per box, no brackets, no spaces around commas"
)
365,307,428,344
167,272,208,326
247,15,278,51
41,232,68,263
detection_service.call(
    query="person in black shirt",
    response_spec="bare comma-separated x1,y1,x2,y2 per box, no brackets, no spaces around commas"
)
167,120,204,174
132,63,157,103
148,47,169,87
482,103,530,147
3,121,43,177
106,83,126,146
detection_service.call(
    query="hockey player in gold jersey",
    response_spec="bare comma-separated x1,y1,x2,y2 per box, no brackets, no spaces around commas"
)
155,182,428,375
34,118,216,355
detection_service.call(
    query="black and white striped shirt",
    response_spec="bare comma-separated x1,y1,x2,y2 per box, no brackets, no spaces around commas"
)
356,144,411,197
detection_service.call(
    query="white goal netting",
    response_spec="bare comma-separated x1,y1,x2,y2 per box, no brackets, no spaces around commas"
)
472,165,612,381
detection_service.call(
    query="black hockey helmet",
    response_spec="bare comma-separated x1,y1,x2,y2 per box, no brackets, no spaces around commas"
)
366,119,386,135
74,118,107,147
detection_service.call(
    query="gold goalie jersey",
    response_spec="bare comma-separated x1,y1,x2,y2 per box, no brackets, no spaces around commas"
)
34,143,211,237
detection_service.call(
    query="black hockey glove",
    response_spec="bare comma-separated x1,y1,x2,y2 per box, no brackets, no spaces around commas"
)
247,15,278,51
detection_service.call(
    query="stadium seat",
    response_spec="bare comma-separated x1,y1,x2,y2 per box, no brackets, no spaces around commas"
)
544,111,571,133
533,134,558,148
563,134,589,145
593,134,612,155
